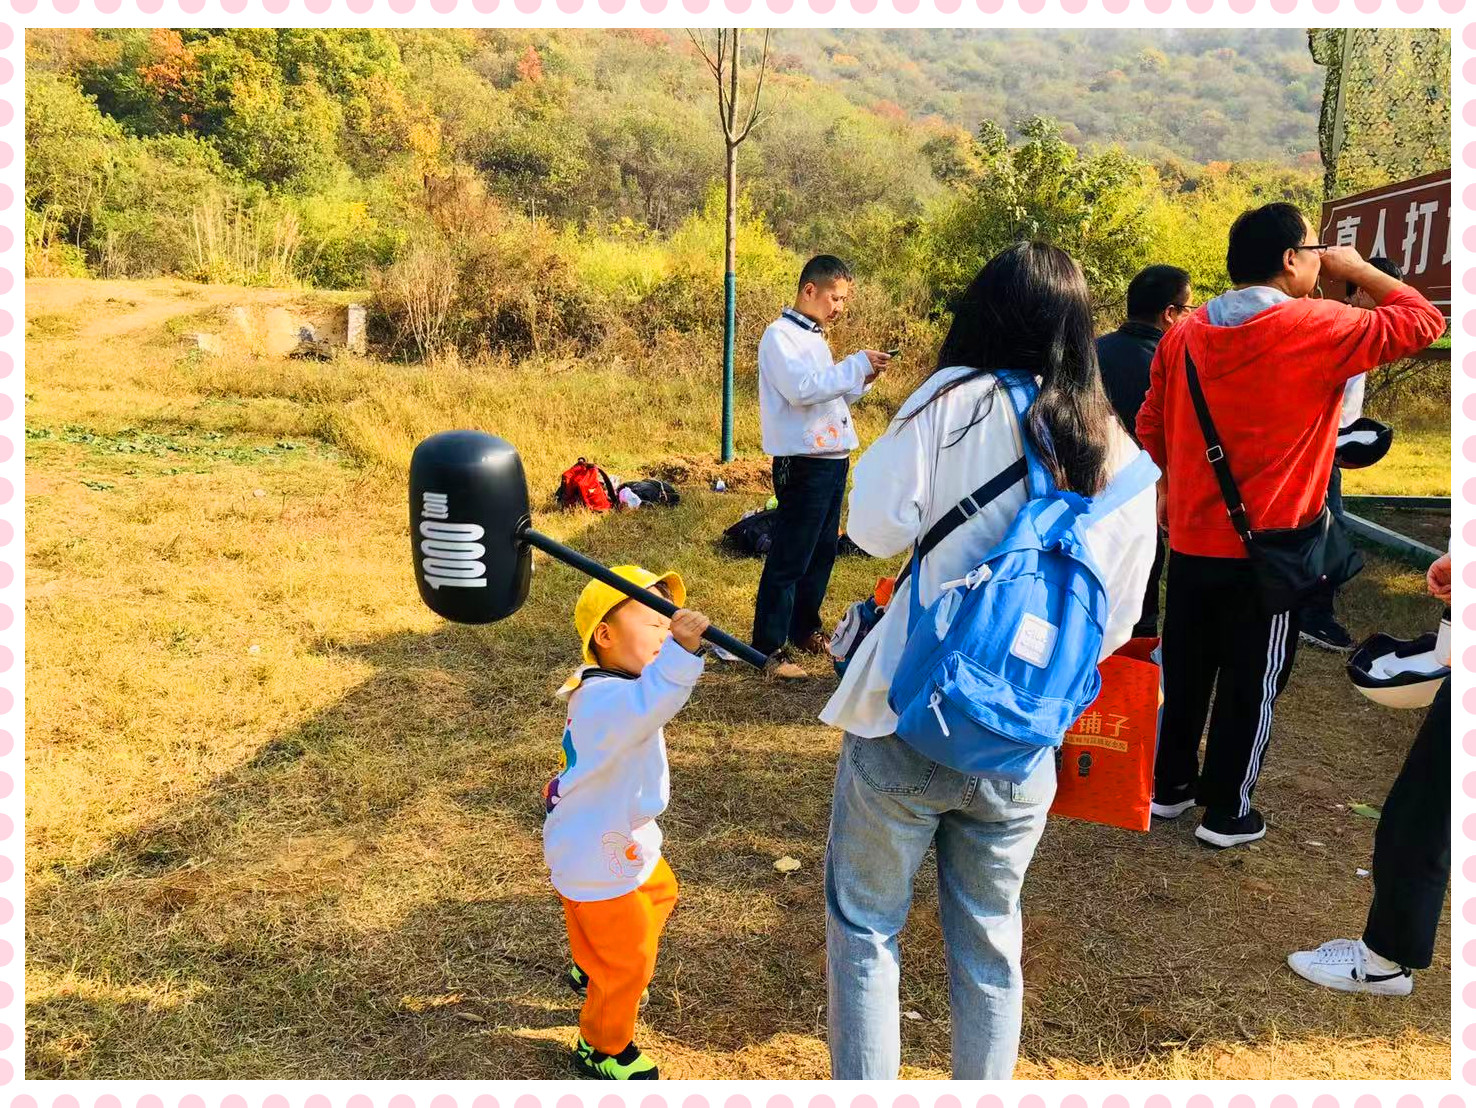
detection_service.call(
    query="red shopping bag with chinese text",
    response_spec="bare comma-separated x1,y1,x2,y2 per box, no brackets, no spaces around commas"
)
1049,637,1160,832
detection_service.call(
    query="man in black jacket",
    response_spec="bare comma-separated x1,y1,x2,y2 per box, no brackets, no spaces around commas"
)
1096,264,1193,638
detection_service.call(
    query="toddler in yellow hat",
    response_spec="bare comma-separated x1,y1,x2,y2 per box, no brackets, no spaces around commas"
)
544,565,710,1080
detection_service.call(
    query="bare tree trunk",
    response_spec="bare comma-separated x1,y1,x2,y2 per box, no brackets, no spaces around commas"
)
720,30,741,462
689,28,774,463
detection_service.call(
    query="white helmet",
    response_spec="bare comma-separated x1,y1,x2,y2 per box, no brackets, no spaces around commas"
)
1346,624,1450,710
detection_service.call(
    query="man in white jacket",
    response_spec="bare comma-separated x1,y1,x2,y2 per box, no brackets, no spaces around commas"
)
751,255,891,679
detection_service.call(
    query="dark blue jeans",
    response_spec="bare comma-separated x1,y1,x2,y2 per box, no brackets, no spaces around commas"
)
751,454,848,656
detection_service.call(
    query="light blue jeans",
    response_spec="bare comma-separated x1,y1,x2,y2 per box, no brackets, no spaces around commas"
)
825,732,1056,1080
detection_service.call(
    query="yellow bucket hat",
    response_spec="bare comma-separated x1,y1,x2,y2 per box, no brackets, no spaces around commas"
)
573,565,687,665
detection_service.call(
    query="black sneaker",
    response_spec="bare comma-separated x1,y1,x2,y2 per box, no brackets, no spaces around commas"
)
1299,610,1354,653
1195,807,1267,849
1151,783,1197,820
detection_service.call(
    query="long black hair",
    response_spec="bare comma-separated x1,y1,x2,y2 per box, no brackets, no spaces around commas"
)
911,241,1115,497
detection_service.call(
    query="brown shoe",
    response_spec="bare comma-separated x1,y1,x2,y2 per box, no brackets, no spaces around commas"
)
764,649,809,681
793,630,829,656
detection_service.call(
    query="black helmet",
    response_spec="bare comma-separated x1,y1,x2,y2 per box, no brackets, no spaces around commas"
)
1335,417,1394,470
1347,627,1450,710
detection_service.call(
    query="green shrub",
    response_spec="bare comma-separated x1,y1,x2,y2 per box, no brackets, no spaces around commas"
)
294,174,410,289
636,189,797,341
25,208,90,278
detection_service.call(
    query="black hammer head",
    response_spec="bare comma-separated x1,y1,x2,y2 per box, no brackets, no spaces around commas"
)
409,430,532,623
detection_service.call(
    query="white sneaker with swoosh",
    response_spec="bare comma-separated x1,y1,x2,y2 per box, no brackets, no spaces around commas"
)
1287,938,1413,996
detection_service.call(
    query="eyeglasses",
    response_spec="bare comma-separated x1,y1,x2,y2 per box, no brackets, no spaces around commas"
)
1291,244,1331,253
1170,302,1196,313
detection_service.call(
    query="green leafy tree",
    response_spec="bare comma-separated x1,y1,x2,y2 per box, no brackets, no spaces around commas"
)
916,117,1153,310
211,75,342,191
1143,160,1320,297
25,72,130,249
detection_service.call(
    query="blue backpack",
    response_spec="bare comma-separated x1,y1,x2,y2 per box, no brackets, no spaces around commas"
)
886,370,1160,784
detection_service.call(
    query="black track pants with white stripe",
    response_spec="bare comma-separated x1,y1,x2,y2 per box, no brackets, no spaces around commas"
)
1155,552,1301,820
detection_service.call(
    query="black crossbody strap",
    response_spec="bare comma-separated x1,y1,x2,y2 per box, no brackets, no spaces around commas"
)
897,455,1029,585
1182,350,1253,542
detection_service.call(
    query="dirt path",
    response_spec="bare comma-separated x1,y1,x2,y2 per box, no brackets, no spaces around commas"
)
26,277,300,342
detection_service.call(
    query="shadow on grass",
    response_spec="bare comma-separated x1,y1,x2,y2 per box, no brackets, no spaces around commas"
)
27,553,1451,1079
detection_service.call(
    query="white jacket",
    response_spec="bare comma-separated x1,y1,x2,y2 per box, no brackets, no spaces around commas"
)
758,308,873,458
1341,373,1366,429
820,367,1159,739
544,636,704,901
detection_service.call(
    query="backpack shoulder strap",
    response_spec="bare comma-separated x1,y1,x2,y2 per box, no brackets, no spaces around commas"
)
912,456,1029,566
902,370,1038,629
995,369,1054,501
1080,450,1161,526
899,371,1038,581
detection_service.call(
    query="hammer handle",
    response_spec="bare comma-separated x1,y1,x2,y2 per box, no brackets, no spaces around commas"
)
523,528,769,670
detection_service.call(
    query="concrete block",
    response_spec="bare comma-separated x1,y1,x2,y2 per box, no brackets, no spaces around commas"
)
346,303,367,355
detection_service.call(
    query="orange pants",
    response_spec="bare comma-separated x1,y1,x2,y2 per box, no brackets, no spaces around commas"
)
560,858,678,1054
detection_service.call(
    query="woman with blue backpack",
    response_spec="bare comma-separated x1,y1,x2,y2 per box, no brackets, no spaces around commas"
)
818,242,1160,1079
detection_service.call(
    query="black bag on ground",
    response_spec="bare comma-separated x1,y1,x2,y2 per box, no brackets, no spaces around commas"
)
722,509,778,556
1183,350,1363,614
619,479,680,507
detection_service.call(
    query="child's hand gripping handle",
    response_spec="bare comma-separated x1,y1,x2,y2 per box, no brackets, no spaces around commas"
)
521,529,768,669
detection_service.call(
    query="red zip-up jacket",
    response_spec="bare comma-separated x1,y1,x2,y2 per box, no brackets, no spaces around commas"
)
1136,285,1445,559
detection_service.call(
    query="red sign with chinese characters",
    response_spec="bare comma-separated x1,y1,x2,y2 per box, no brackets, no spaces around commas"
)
1319,169,1451,315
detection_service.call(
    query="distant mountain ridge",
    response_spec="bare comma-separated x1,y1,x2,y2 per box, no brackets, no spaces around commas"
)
777,29,1323,165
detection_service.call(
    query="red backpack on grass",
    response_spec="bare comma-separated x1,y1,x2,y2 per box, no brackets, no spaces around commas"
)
557,458,618,512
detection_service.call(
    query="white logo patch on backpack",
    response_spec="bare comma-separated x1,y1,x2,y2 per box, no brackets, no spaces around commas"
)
1010,613,1057,668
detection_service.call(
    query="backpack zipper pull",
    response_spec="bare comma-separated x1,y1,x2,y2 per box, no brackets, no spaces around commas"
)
940,566,994,592
928,690,951,737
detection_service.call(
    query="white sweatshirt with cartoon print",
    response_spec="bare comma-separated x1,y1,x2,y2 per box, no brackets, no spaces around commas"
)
543,636,705,902
758,308,874,458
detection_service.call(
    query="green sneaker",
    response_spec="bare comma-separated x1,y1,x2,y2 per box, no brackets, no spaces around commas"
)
572,1034,659,1080
566,963,589,995
566,963,648,1005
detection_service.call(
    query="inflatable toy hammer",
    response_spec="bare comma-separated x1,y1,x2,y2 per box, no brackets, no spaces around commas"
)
410,430,767,669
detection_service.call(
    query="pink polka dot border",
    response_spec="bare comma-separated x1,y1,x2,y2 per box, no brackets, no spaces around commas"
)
1438,0,1471,1098
4,3,1474,1105
13,0,1444,7
0,1,15,1098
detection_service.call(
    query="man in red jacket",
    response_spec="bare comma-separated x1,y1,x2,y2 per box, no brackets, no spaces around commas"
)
1136,202,1445,849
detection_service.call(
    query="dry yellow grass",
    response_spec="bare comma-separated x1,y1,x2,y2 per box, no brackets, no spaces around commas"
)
26,277,1452,1080
1343,427,1451,499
